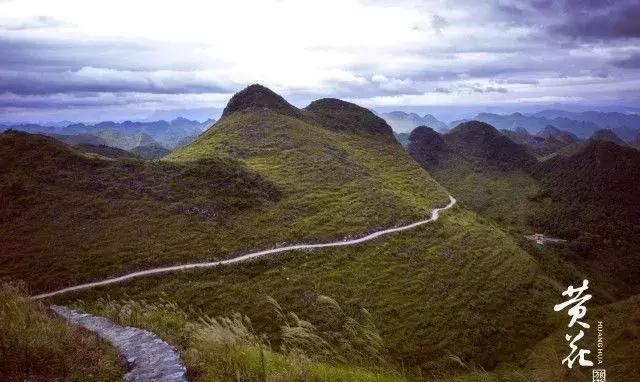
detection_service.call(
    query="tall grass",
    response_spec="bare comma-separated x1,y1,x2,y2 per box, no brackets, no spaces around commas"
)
0,282,123,382
77,295,405,382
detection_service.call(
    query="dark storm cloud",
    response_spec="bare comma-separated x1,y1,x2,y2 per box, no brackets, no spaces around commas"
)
548,0,640,40
0,93,134,109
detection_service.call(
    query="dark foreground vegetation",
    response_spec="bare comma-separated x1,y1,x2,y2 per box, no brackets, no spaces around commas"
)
0,283,123,382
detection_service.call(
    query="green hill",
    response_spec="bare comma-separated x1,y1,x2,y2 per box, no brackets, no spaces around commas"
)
531,140,640,296
408,124,541,231
0,130,280,291
409,122,640,300
0,86,568,380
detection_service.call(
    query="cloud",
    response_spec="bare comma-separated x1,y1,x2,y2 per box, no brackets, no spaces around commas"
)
0,0,639,120
0,67,234,95
431,14,448,34
612,53,640,69
548,1,640,40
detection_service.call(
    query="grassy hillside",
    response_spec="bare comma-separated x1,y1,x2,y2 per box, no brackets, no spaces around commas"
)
0,283,123,382
60,207,561,378
0,130,281,292
1,87,447,294
427,156,541,232
530,140,640,297
408,125,542,232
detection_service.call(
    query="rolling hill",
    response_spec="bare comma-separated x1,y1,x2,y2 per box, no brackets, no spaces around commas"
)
531,140,640,296
408,123,541,230
1,85,578,380
408,121,640,299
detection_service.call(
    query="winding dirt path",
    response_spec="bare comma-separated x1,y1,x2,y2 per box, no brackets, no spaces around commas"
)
34,196,456,299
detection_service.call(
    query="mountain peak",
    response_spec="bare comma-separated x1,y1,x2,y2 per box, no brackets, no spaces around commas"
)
590,128,626,146
446,120,537,169
448,120,499,139
538,125,578,144
221,84,300,118
304,98,394,137
407,126,447,166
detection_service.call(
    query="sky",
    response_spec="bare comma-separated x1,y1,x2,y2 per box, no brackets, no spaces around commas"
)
1,0,639,123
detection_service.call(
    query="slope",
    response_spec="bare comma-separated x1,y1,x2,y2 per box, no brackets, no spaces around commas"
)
530,140,640,296
408,123,541,231
0,130,281,292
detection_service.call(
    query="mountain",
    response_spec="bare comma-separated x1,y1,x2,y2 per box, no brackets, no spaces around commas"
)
443,121,537,170
1,117,211,150
409,119,640,302
406,126,448,166
222,84,301,118
499,126,580,157
408,122,540,230
534,110,640,133
393,132,410,147
458,112,601,137
530,140,640,296
75,144,138,159
632,133,640,150
590,128,627,146
380,111,448,133
501,127,541,145
0,128,281,292
537,125,579,144
50,133,107,147
612,126,640,143
305,98,394,136
92,130,163,151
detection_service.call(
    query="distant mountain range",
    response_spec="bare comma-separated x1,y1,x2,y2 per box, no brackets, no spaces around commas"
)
453,110,640,140
0,117,212,150
380,111,448,133
380,109,640,144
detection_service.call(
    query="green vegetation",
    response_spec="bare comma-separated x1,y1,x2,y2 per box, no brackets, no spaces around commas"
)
0,130,284,292
407,125,542,233
74,296,406,382
57,207,561,378
1,104,447,293
427,156,540,232
0,283,123,382
530,140,640,297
